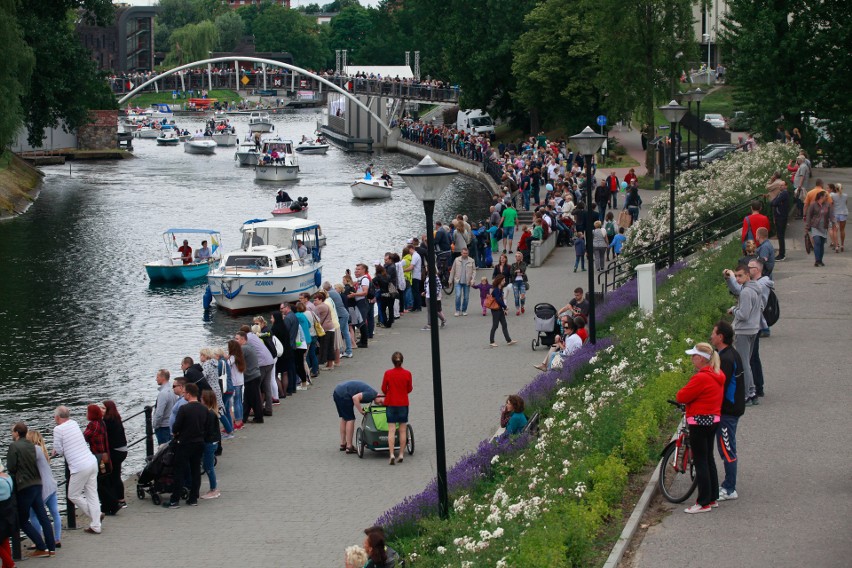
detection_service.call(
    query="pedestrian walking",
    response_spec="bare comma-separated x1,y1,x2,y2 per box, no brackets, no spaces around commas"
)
487,275,516,347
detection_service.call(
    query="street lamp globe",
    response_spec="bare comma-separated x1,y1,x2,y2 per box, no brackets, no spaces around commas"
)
659,100,688,124
691,88,707,103
569,126,606,157
398,155,458,202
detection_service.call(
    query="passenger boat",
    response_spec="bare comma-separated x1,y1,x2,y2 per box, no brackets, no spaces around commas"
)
156,130,180,146
145,229,221,283
184,139,217,155
205,218,325,313
234,139,260,166
295,135,329,154
207,119,238,146
351,177,393,199
248,111,274,133
254,138,299,181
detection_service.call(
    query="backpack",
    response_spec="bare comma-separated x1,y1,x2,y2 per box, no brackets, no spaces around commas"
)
362,276,376,301
260,332,278,358
763,288,780,327
605,221,616,239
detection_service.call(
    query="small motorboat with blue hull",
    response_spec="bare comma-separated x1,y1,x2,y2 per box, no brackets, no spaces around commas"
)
145,229,222,284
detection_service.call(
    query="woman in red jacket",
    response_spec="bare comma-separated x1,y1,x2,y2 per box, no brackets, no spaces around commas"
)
677,343,725,513
381,351,413,466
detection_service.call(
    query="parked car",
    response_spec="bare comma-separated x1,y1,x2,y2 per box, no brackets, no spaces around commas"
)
677,143,736,169
682,144,737,169
727,111,751,131
703,113,726,129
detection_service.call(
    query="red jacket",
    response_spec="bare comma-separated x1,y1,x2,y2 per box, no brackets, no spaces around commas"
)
381,367,413,407
676,366,724,418
742,213,770,242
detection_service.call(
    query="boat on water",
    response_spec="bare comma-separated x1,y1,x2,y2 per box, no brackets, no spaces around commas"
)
254,139,299,181
351,177,393,199
272,194,309,219
295,135,329,155
206,118,238,146
145,229,221,283
156,130,180,146
248,111,274,133
133,126,160,139
205,218,325,313
184,138,217,155
234,139,260,166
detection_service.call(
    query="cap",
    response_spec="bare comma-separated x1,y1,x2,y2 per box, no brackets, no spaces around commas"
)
684,346,711,359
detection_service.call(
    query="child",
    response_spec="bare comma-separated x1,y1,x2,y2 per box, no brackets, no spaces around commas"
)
609,226,627,258
517,224,532,265
604,212,617,260
573,233,586,272
421,272,447,330
472,276,491,316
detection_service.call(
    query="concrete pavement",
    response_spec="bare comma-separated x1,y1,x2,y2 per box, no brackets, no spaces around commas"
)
628,185,852,567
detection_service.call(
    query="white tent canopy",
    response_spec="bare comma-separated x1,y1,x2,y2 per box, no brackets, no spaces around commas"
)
343,65,414,79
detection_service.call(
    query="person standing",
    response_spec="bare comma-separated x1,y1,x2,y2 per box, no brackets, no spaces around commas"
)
381,352,413,465
0,462,17,567
754,227,776,277
767,171,790,260
724,264,764,404
710,321,745,502
499,201,518,254
25,430,61,550
235,331,264,423
828,183,847,252
487,275,516,347
83,404,119,516
166,383,207,508
510,251,528,316
153,369,176,445
246,326,275,417
102,401,128,510
7,423,56,556
805,190,834,267
676,344,725,514
407,246,423,312
200,391,221,500
226,340,246,428
349,263,372,345
792,157,810,218
449,247,476,316
741,201,770,251
52,406,102,534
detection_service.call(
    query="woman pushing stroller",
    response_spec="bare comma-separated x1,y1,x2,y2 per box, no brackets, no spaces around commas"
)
381,352,413,466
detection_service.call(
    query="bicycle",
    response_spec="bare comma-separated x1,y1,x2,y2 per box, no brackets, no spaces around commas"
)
658,400,698,503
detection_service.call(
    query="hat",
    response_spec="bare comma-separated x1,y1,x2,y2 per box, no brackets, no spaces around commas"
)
406,238,414,244
684,346,711,359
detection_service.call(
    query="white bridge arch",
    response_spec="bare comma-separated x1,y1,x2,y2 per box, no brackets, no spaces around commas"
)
117,56,391,133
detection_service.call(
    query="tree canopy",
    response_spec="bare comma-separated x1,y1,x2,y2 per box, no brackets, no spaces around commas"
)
214,11,244,52
253,4,329,69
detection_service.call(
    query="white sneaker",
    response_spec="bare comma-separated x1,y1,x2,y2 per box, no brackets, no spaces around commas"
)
454,311,460,317
684,503,712,514
462,312,468,316
717,488,738,501
296,385,308,391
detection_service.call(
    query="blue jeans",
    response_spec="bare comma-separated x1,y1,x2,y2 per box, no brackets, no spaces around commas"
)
339,313,352,355
512,281,526,308
454,283,470,312
522,188,530,210
812,234,826,263
203,442,218,490
17,485,54,551
307,339,319,375
404,286,414,310
610,192,618,208
233,385,244,422
574,255,585,270
28,491,61,544
716,415,739,492
219,393,234,433
155,426,171,445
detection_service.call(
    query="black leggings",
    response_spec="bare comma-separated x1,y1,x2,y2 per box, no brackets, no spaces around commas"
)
689,423,719,506
243,378,263,421
489,309,511,343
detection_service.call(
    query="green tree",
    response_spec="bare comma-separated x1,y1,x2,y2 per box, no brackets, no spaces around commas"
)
300,3,322,13
214,11,244,51
322,0,360,12
253,4,329,69
593,0,697,170
18,0,117,147
511,0,599,134
328,4,373,61
0,0,34,149
165,20,219,66
157,0,200,30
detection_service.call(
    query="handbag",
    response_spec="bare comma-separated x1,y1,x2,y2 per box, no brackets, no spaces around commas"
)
692,414,715,427
484,293,499,310
551,353,563,370
804,232,813,254
313,319,326,337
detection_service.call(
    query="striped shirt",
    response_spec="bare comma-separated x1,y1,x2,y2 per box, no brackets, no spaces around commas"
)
53,419,97,474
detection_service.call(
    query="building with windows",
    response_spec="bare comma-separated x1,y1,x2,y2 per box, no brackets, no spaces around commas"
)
77,5,157,73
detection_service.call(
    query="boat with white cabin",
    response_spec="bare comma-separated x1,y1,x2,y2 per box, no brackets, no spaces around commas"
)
248,111,274,133
234,139,260,166
254,138,299,181
205,218,325,313
145,229,221,283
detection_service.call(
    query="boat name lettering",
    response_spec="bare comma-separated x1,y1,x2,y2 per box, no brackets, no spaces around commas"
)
255,280,274,286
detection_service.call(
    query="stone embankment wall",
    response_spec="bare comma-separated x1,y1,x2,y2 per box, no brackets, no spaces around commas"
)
78,110,119,150
0,153,43,219
393,138,500,195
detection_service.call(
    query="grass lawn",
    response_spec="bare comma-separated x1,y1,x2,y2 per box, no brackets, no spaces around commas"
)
652,85,737,127
0,151,11,171
600,153,640,168
122,89,242,108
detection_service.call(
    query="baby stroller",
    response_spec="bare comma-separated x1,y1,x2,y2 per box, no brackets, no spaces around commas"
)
136,441,187,506
356,402,415,459
532,302,559,350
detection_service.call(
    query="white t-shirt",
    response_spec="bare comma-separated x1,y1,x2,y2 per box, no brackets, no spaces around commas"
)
53,419,97,474
229,355,244,387
560,333,583,357
409,251,422,280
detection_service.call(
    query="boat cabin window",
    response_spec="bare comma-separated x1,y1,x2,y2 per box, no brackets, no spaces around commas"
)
241,226,295,250
275,255,292,268
225,255,270,269
263,142,293,154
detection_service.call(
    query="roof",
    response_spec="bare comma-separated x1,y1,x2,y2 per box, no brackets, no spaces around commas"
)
163,228,220,235
241,218,319,231
343,65,414,80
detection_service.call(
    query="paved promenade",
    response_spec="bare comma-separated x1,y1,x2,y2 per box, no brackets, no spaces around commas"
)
54,240,597,566
630,202,852,566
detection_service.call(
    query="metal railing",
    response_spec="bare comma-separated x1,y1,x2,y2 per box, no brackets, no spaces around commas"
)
596,195,768,295
11,406,154,559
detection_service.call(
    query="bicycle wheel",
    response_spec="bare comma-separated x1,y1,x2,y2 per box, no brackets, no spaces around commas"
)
658,440,698,503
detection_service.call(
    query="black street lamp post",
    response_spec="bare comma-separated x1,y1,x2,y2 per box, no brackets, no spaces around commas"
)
569,127,606,344
659,101,688,266
398,155,458,520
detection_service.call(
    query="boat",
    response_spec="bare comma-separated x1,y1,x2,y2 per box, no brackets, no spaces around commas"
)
156,130,180,146
133,126,160,139
234,139,260,166
205,218,325,313
147,103,176,120
272,195,309,219
248,111,274,133
295,135,329,155
254,138,299,181
206,119,238,146
145,229,221,283
184,138,217,155
351,177,393,199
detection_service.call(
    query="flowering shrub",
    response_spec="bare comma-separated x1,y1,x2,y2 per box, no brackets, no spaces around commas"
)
622,142,798,258
384,240,743,567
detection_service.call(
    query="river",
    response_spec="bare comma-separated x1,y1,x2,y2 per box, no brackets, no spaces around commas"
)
0,109,491,473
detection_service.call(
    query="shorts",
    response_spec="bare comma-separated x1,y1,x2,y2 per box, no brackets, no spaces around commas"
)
503,226,515,240
836,214,848,222
333,391,355,421
385,405,409,424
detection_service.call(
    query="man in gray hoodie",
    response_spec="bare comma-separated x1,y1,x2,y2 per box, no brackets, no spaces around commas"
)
725,259,772,404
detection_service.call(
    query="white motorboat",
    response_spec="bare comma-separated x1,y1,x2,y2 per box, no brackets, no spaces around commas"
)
133,127,160,139
254,138,299,181
184,139,217,155
205,218,325,313
211,131,238,146
234,140,260,166
156,131,180,146
351,177,393,199
248,111,274,133
295,136,329,154
147,103,176,120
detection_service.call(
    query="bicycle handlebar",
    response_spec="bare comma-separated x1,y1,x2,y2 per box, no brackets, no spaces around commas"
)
667,399,686,411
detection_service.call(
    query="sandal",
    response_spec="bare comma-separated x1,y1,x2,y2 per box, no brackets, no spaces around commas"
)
339,444,347,451
345,446,357,454
389,456,396,465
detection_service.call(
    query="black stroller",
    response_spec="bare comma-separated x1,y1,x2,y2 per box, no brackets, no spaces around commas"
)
136,441,187,506
531,302,559,350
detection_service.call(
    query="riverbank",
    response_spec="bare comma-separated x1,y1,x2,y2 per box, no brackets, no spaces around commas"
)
0,152,43,220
